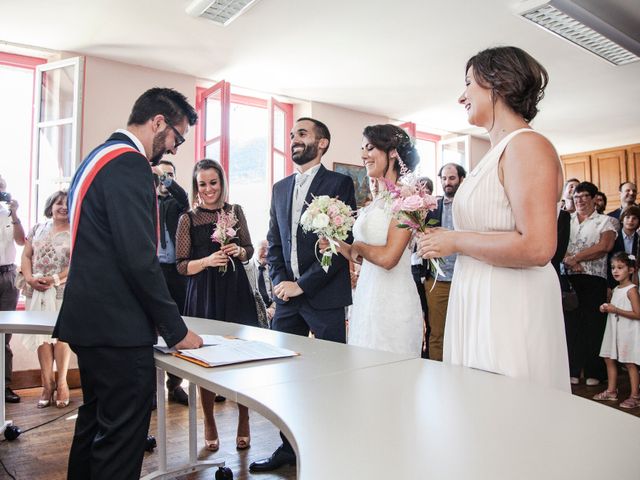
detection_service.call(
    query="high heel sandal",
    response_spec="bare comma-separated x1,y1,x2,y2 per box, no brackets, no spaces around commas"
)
205,438,220,452
37,382,55,409
236,436,251,450
55,383,71,408
204,421,219,452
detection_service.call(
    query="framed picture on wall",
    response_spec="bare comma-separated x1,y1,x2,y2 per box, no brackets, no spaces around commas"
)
333,162,372,208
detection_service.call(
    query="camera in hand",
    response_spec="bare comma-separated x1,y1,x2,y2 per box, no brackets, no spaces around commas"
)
0,192,11,203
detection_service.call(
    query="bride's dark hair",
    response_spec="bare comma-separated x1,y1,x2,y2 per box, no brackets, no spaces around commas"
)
362,124,420,177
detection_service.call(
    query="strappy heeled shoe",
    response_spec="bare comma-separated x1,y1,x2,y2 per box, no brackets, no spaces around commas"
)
37,382,55,409
204,438,220,452
236,436,251,450
236,417,251,450
55,383,71,408
204,421,219,452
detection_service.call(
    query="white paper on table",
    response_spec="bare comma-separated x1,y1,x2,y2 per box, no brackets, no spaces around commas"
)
154,334,231,354
178,340,298,367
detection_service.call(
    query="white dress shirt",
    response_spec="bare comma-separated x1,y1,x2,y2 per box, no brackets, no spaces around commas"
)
0,203,16,265
290,164,321,279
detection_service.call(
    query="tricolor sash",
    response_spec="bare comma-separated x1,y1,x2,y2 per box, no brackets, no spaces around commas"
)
68,141,146,254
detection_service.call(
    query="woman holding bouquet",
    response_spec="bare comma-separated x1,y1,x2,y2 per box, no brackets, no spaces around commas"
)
417,46,570,392
175,159,258,452
331,124,423,356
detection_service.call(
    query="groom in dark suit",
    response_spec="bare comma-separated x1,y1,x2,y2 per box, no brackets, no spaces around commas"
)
249,117,356,472
54,88,203,480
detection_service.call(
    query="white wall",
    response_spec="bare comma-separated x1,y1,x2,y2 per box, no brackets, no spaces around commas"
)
305,102,389,169
82,56,198,188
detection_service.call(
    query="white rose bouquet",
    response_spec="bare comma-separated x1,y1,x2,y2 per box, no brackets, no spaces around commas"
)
300,195,355,272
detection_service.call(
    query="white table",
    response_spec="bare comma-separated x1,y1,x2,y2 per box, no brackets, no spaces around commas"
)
0,310,57,438
2,311,640,480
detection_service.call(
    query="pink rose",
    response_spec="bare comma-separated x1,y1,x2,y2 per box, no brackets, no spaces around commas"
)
423,195,438,211
226,227,236,237
401,195,423,211
327,205,339,217
333,215,344,226
400,185,414,197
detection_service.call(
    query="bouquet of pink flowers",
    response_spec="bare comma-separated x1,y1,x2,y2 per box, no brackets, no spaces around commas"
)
300,195,355,272
210,209,238,274
381,177,444,280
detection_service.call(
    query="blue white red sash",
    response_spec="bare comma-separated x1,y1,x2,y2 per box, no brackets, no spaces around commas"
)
68,140,158,254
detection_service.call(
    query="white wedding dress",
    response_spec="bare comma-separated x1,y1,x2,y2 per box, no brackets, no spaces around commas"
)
348,197,423,357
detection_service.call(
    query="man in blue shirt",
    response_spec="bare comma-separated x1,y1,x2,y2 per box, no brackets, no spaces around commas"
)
425,163,466,361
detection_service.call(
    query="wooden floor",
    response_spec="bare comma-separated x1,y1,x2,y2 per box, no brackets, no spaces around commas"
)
0,370,638,479
0,387,295,480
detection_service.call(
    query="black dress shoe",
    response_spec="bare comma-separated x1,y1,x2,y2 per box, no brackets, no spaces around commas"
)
249,445,296,472
168,386,189,406
5,387,20,403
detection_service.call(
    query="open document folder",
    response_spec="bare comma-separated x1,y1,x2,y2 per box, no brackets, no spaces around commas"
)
154,335,298,367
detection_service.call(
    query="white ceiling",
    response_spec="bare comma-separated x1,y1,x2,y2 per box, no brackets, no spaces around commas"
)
1,0,639,154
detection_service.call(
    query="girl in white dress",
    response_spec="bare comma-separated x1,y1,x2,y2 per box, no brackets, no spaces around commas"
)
593,252,640,409
329,125,423,356
417,46,570,392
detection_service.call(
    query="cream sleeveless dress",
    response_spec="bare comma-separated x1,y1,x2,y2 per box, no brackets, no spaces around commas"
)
444,128,570,393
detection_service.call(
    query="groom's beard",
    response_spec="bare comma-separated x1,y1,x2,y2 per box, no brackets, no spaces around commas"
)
149,131,168,166
292,141,319,166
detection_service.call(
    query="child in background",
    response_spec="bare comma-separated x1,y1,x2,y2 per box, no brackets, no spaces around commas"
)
594,252,640,408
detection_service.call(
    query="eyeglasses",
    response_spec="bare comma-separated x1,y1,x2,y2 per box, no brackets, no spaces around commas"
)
164,117,185,149
573,193,593,201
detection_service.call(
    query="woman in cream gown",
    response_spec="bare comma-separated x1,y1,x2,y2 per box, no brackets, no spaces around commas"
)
417,46,570,392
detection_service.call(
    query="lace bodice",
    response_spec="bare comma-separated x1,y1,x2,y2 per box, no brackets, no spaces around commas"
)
175,203,253,275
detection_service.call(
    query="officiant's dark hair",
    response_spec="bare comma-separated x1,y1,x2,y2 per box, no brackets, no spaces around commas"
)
363,124,420,177
128,87,198,126
296,117,331,154
191,159,227,208
466,46,548,123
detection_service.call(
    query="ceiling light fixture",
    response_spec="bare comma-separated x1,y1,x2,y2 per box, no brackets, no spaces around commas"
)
517,0,640,66
186,0,261,26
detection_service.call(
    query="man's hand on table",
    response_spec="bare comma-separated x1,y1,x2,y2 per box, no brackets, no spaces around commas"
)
174,330,203,350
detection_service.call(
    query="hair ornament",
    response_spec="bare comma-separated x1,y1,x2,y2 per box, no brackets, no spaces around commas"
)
396,155,411,177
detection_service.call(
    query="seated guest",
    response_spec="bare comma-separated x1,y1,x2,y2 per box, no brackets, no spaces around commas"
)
175,159,259,452
607,205,640,288
20,191,71,408
608,182,637,221
564,182,617,387
594,191,607,215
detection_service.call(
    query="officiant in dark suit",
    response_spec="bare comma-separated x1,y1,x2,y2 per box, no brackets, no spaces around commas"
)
54,88,203,480
250,117,356,473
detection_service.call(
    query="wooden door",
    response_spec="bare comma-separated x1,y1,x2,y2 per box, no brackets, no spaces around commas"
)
626,145,640,188
561,154,591,183
591,149,627,211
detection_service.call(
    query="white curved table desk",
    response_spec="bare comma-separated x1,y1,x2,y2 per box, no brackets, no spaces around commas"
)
2,311,640,480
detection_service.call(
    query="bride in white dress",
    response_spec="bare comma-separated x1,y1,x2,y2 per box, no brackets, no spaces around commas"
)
331,125,423,357
417,46,570,392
